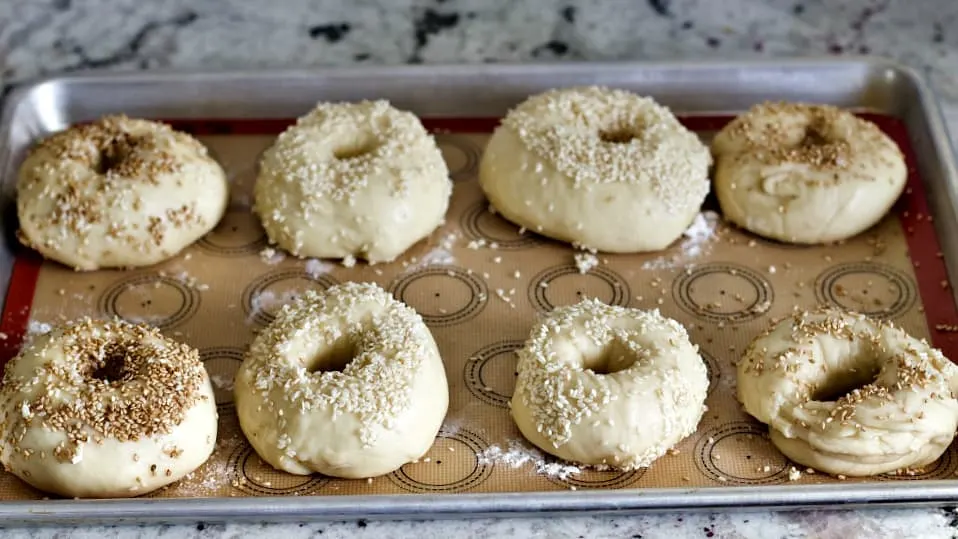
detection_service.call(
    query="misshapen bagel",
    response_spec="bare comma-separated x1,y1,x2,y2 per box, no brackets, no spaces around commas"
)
16,115,228,270
737,308,958,477
712,102,907,244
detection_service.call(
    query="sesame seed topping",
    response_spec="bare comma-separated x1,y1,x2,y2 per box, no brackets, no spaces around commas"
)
16,115,223,270
252,100,451,262
498,86,711,213
738,306,958,475
0,318,209,462
513,298,708,467
238,282,438,448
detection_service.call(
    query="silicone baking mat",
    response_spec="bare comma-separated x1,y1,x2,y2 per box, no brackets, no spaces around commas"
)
0,114,956,500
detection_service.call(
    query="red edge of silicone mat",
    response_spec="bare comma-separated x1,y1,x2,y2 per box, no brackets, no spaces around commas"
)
2,114,955,367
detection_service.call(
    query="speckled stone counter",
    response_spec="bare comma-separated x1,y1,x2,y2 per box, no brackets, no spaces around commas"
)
2,0,958,537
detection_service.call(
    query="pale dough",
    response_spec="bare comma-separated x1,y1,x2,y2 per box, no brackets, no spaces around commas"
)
712,102,907,244
510,299,709,470
737,308,958,477
234,282,449,478
479,86,712,253
253,100,452,263
16,115,229,270
0,318,218,498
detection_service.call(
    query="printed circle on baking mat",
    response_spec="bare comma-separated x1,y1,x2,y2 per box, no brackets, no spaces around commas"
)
196,211,268,257
547,466,645,490
98,273,200,331
460,201,544,250
673,263,773,323
436,134,480,181
464,340,524,407
389,266,487,326
529,265,630,313
694,423,789,485
880,448,958,481
242,269,339,326
814,262,916,319
227,445,329,496
199,347,244,409
388,428,492,493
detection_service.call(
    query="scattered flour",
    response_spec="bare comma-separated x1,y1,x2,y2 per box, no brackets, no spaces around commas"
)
403,232,459,273
246,290,301,324
305,258,333,278
259,247,286,265
166,433,240,497
641,211,720,270
573,252,599,274
416,247,456,268
477,439,581,480
162,270,209,291
440,420,462,437
210,373,235,392
26,321,52,336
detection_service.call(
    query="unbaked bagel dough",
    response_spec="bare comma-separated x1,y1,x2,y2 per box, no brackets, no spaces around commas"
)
16,115,229,270
253,100,452,263
479,86,712,252
737,308,958,477
234,282,449,478
0,318,218,498
510,299,709,469
712,102,907,244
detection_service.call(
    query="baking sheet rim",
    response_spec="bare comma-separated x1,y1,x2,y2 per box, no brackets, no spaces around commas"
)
1,58,958,523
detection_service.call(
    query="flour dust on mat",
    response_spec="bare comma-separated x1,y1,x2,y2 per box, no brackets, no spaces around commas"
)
642,210,720,270
478,440,582,480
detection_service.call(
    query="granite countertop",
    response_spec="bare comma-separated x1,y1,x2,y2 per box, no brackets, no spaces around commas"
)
2,0,958,537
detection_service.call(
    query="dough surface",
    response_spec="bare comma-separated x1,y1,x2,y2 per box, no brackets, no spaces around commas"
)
234,282,449,478
478,86,711,252
510,299,708,470
16,115,229,270
0,318,218,498
712,102,907,244
737,308,958,477
254,100,452,263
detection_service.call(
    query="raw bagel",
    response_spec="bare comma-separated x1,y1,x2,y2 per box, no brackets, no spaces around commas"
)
0,318,218,498
737,308,958,477
16,115,229,270
253,100,452,263
510,299,709,470
233,282,449,478
478,86,712,252
712,102,907,244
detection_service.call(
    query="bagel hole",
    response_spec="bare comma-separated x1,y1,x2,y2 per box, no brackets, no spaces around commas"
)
332,140,376,161
598,128,638,144
94,134,137,174
584,340,637,375
88,346,134,384
798,125,829,148
306,339,357,373
810,362,881,402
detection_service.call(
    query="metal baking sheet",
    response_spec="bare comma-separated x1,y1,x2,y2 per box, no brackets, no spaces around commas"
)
1,58,958,526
